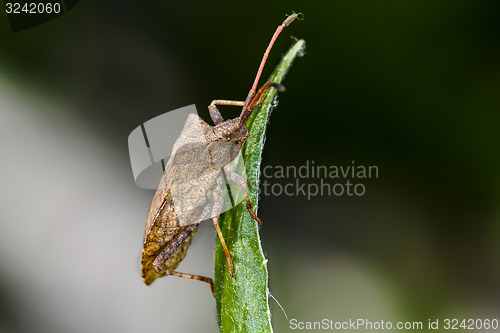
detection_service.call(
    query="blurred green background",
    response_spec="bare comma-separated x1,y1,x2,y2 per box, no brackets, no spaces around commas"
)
0,0,499,332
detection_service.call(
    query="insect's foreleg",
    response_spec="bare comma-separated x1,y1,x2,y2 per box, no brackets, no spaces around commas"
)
211,187,234,277
153,225,214,293
209,100,245,125
224,170,262,225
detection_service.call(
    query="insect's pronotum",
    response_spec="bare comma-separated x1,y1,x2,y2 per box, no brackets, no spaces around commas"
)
141,13,299,293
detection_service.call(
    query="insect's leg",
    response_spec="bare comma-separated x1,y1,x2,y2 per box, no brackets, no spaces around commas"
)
212,214,234,277
224,170,262,225
208,100,245,125
247,81,285,111
153,225,214,293
154,267,214,294
210,187,234,277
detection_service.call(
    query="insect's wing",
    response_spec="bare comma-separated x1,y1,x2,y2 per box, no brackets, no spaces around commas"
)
143,160,180,241
170,152,247,226
170,166,221,226
144,161,215,231
146,113,248,228
142,174,201,285
171,113,211,157
144,114,213,233
170,148,247,227
172,142,212,165
172,141,237,166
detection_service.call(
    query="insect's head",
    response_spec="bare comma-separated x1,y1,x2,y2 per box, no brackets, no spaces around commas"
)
213,117,249,144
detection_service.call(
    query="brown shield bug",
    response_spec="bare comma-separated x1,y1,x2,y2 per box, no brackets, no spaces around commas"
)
141,13,299,293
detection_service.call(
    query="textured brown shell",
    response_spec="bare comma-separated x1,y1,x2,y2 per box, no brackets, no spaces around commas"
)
141,114,248,285
141,183,200,285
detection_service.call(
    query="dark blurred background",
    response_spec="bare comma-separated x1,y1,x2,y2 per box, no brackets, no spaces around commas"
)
0,1,499,332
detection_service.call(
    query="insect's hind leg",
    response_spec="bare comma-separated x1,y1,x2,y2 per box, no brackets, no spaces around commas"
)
154,267,214,294
209,100,245,125
224,170,262,225
153,224,214,293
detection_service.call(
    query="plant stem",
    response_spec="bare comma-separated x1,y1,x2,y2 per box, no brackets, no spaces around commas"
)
214,39,305,333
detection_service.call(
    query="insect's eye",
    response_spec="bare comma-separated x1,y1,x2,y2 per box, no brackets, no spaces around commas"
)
219,129,231,140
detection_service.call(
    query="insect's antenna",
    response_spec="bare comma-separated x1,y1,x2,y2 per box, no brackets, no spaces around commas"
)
250,13,298,96
240,13,299,123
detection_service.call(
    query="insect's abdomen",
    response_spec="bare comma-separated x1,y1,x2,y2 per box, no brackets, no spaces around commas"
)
161,225,198,270
142,183,196,285
141,224,199,285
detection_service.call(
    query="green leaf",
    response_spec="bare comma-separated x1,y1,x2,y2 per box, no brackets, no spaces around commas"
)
214,38,305,333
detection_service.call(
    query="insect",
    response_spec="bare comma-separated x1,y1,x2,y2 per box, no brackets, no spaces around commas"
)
141,13,299,293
